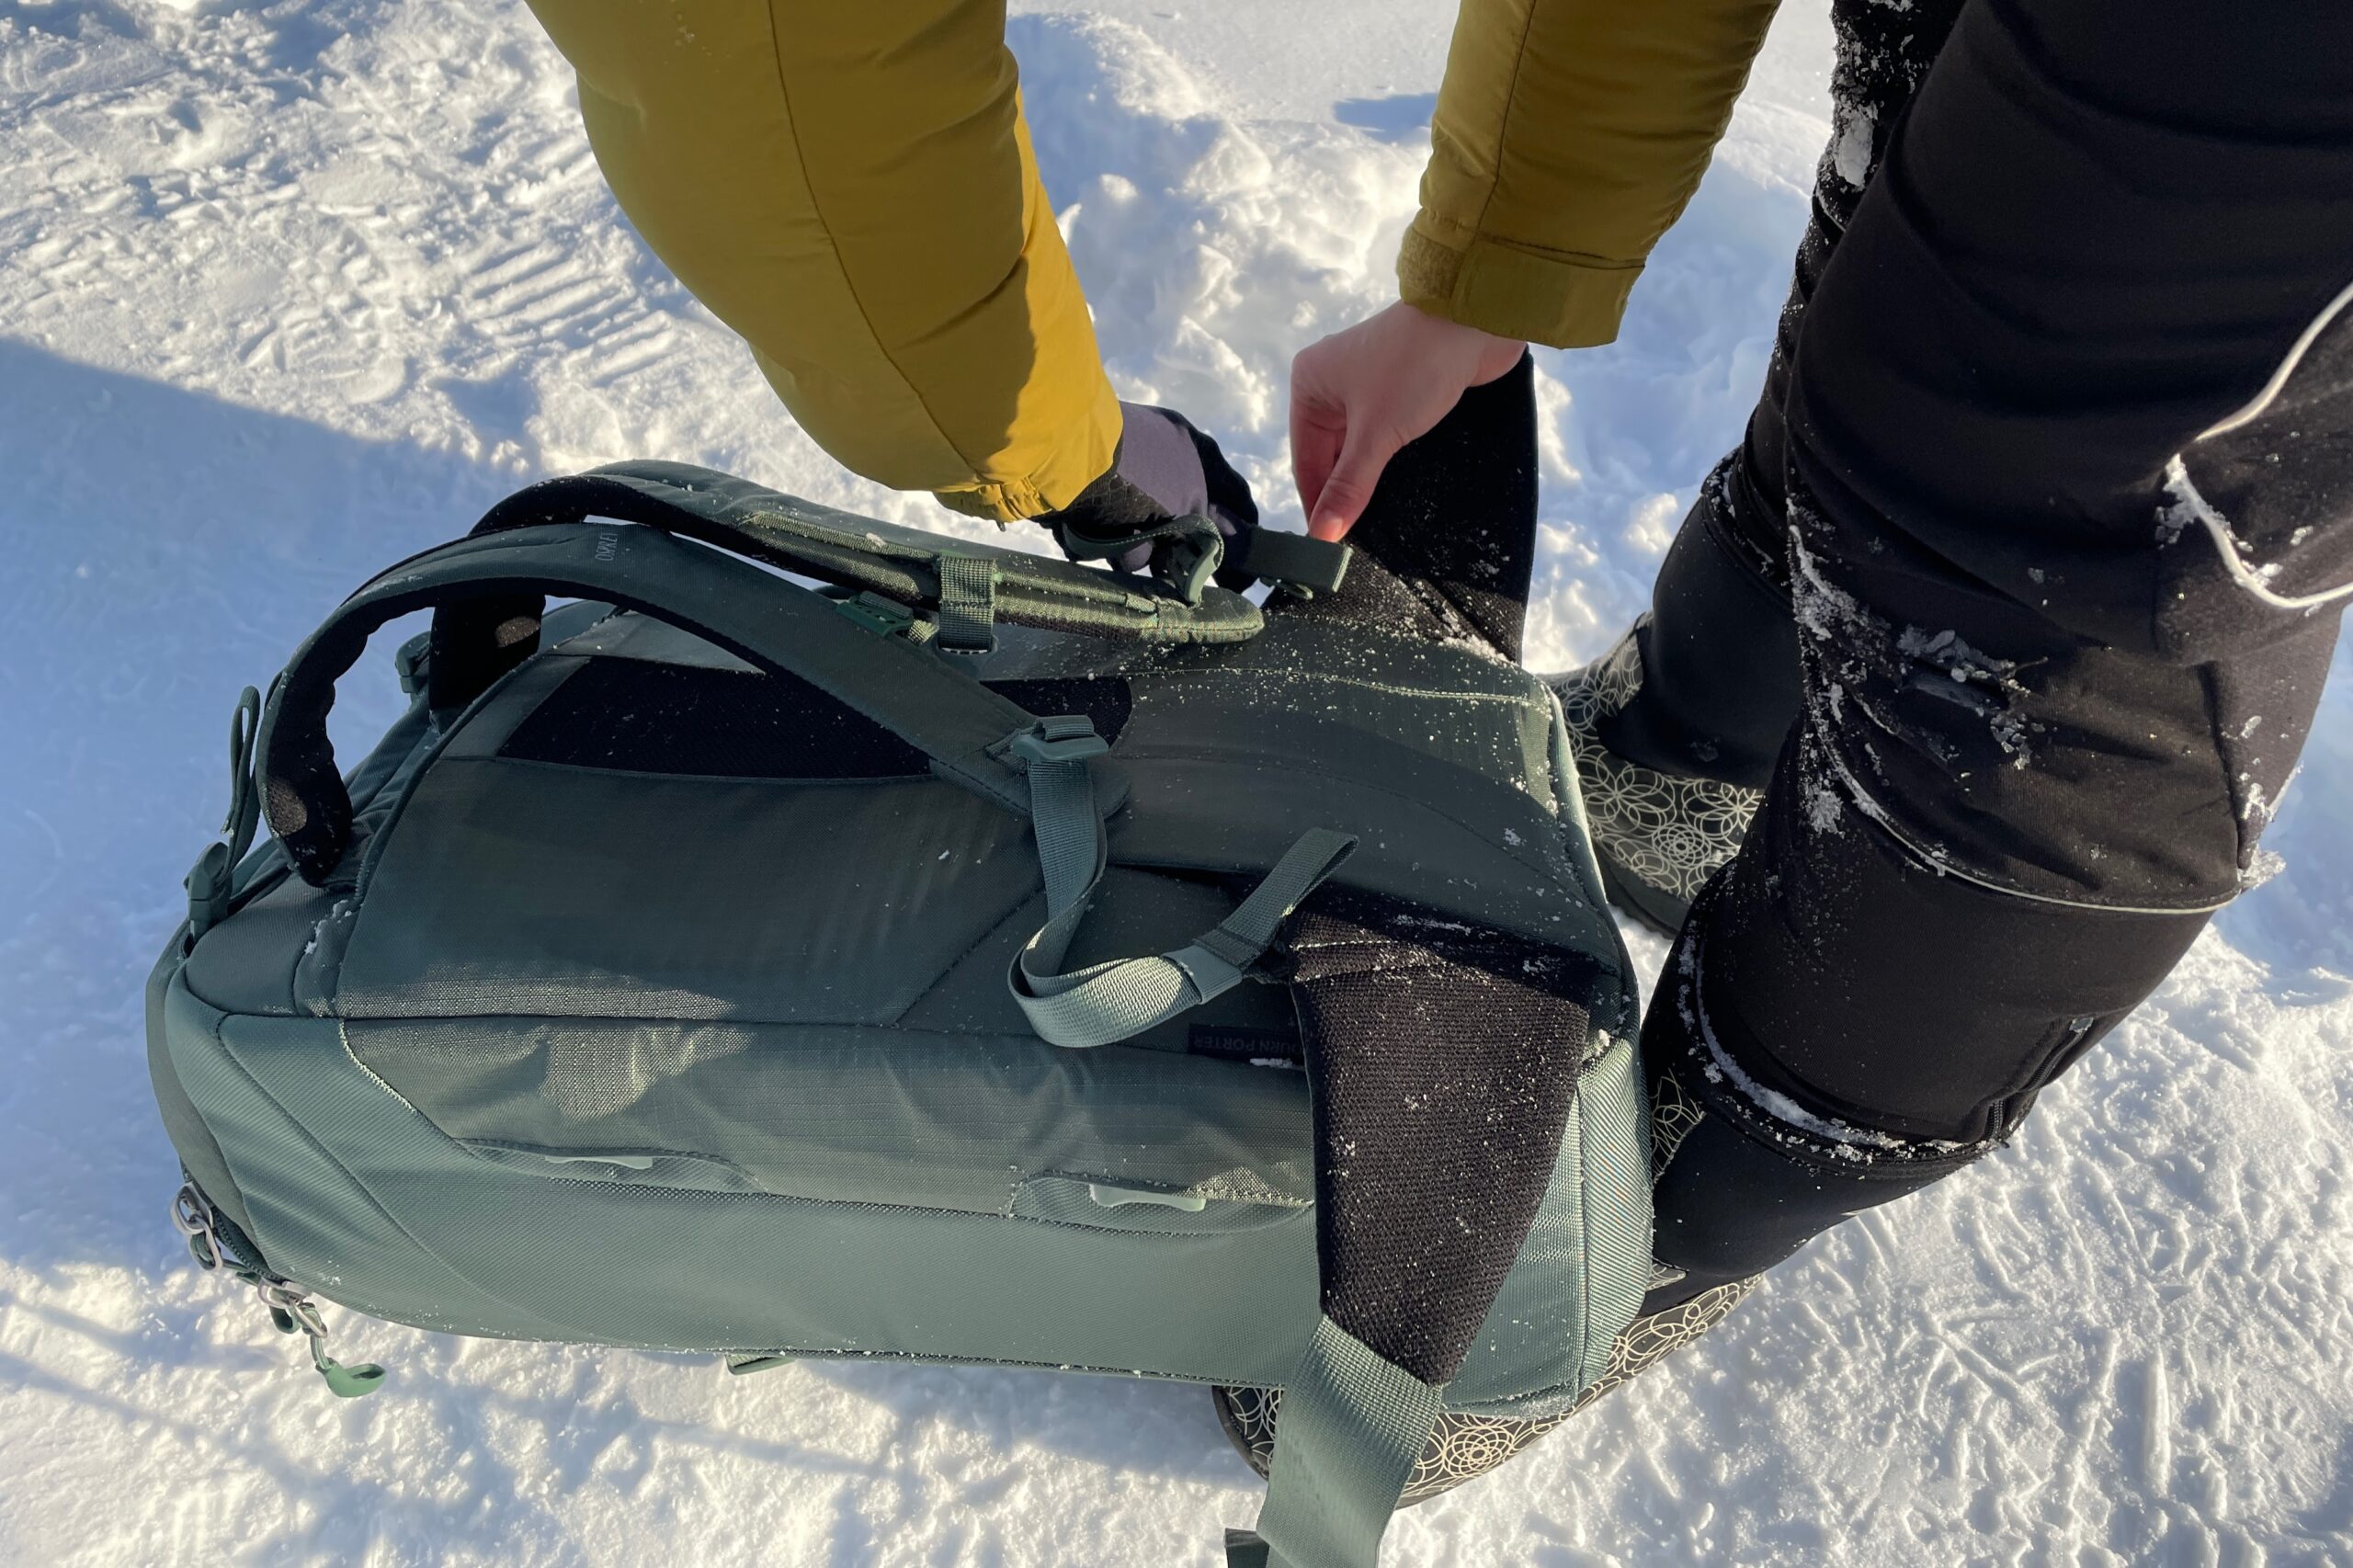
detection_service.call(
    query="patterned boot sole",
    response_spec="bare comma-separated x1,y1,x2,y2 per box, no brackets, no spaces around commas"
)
1549,631,1761,937
1211,1278,1755,1506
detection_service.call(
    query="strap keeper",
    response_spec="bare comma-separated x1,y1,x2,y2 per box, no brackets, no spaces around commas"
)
1010,715,1109,766
934,554,999,655
1165,941,1246,1001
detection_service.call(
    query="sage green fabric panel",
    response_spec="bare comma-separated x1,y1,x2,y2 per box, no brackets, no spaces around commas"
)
347,1017,1314,1214
336,762,1041,1022
173,976,1321,1379
165,975,576,1336
1108,746,1619,991
1440,1055,1590,1411
182,869,335,1017
147,949,254,1238
1442,1031,1652,1415
1195,618,1559,795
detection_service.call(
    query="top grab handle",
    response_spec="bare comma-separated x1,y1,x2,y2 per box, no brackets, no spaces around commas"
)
426,462,1274,710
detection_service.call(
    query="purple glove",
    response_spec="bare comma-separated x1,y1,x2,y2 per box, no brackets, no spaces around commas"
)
1036,403,1258,571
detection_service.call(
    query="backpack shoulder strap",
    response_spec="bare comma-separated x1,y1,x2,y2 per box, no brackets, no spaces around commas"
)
257,521,1084,882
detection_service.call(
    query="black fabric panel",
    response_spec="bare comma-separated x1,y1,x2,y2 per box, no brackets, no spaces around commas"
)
500,659,1134,779
1275,354,1537,662
1706,0,1967,591
1782,0,2353,662
1283,888,1589,1385
500,658,931,778
1186,1024,1303,1066
1695,722,2215,1144
983,678,1133,754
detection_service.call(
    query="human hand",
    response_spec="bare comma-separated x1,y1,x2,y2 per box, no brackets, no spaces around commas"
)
1035,403,1256,568
1290,302,1526,540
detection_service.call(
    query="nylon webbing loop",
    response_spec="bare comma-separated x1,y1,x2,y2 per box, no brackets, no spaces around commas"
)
934,554,998,654
1225,1317,1444,1568
1004,725,1355,1048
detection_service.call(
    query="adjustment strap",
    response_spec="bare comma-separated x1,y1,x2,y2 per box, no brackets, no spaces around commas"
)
1224,1317,1444,1568
1005,727,1355,1047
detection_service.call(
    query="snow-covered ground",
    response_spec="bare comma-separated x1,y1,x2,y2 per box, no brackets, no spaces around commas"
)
4,0,2350,1562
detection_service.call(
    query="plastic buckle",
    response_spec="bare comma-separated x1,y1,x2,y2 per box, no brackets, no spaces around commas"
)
1009,716,1109,766
393,631,433,697
1149,516,1222,607
184,843,234,942
834,592,921,639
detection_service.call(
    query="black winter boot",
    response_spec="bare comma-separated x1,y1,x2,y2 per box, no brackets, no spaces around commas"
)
1547,458,1803,936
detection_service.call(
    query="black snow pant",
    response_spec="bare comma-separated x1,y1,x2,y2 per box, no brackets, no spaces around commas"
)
1603,0,2353,1307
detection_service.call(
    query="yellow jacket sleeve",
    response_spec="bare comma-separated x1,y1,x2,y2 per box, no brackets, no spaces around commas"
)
1405,0,1784,348
523,0,1120,522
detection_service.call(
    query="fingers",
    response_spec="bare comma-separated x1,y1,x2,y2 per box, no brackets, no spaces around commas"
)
1290,381,1345,528
1307,421,1403,541
1290,338,1396,542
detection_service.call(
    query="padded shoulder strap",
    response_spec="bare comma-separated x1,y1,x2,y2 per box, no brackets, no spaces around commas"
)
432,461,1264,708
258,522,1047,882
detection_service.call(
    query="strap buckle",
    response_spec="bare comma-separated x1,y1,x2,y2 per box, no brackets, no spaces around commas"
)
832,591,920,639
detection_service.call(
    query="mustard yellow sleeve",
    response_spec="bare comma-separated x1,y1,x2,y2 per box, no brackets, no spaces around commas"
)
1404,0,1785,348
522,0,1119,522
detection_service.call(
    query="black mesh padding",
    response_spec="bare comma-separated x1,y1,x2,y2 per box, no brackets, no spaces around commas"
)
500,658,1134,779
1283,887,1590,1384
1275,353,1538,663
501,659,928,778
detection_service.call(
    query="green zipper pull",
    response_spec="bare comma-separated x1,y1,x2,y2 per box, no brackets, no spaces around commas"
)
259,1278,388,1399
310,1342,389,1399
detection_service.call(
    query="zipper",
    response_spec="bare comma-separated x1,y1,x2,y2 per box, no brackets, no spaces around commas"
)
171,1177,386,1398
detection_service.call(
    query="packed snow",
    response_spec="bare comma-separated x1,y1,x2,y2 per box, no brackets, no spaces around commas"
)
5,0,2351,1562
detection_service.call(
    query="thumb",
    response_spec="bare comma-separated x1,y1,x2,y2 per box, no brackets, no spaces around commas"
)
1306,422,1401,541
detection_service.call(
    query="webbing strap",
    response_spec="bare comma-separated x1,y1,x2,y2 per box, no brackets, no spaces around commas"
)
1005,722,1355,1049
1225,1317,1444,1568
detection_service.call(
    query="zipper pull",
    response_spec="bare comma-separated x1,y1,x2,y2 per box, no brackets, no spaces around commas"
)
173,1181,387,1398
256,1279,387,1399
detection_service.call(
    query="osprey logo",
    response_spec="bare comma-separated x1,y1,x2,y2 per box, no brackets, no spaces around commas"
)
594,530,620,562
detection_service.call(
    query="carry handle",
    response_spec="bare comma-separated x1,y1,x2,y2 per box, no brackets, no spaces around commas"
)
425,462,1266,710
257,522,1042,885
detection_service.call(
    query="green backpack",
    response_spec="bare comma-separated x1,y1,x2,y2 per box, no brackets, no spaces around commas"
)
147,462,1648,1568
